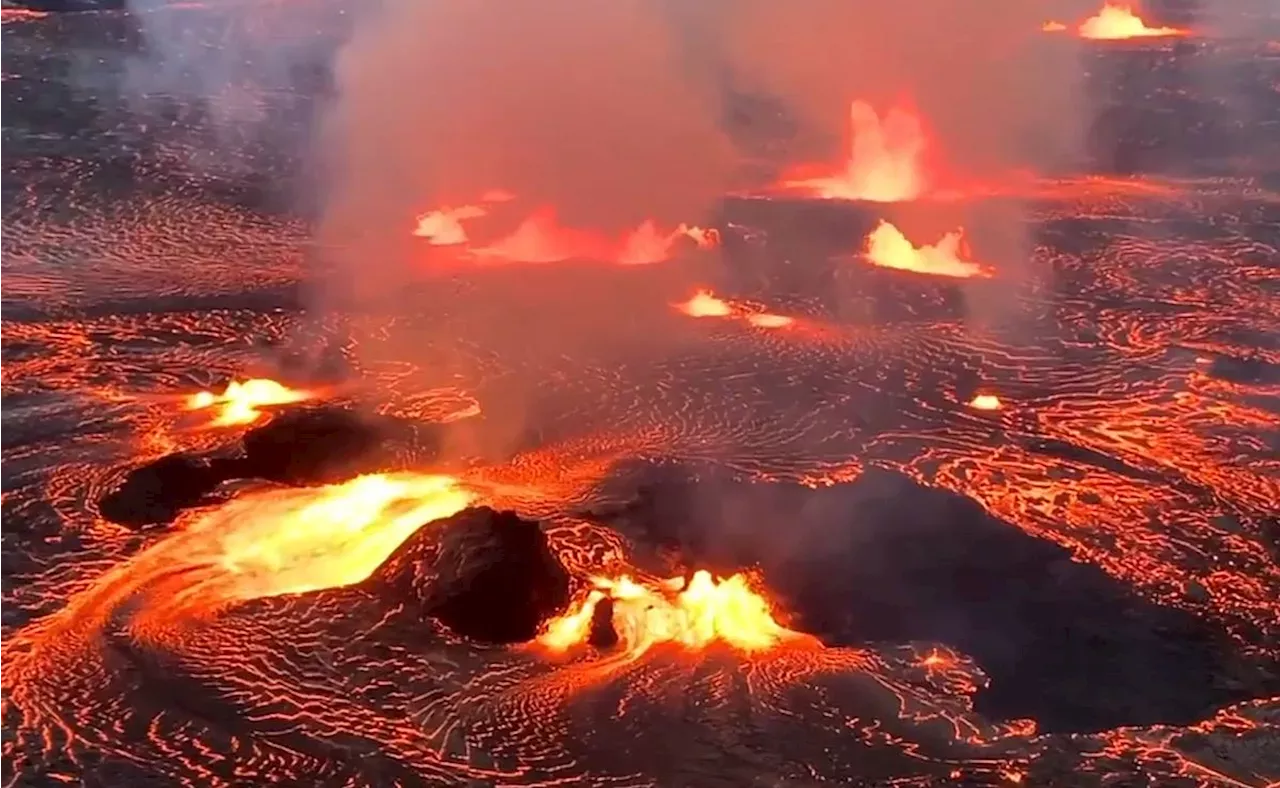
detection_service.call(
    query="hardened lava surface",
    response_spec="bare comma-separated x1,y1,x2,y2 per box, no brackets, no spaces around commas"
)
5,8,1280,788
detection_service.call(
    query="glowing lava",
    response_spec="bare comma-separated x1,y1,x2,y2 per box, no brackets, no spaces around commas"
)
676,290,733,318
465,209,717,265
413,205,488,246
165,473,473,606
863,221,990,279
144,474,473,620
780,100,928,202
185,378,314,426
1077,3,1188,40
539,570,801,659
674,290,799,331
412,190,517,246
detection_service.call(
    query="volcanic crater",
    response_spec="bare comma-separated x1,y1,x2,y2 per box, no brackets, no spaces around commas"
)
4,2,1280,788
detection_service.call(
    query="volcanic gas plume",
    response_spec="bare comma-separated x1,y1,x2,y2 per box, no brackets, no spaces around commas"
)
317,0,735,289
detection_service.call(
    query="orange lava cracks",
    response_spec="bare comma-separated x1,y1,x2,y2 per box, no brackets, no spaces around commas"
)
539,570,804,659
863,221,991,279
1076,3,1190,40
779,100,928,202
185,378,315,426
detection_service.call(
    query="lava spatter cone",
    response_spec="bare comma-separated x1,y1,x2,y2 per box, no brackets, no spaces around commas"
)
373,506,572,644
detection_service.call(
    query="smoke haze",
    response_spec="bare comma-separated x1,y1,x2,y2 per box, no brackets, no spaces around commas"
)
299,0,1094,439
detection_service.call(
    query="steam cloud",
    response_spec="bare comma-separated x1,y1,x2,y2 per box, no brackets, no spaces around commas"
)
315,0,1086,302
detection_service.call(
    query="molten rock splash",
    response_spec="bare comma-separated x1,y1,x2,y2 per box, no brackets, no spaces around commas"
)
780,100,928,202
864,220,990,279
539,570,804,659
1078,3,1189,40
185,378,315,427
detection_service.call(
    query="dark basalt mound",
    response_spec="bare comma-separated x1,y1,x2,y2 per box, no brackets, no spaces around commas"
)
239,407,400,484
98,407,432,528
375,507,571,645
97,453,234,528
588,461,1279,734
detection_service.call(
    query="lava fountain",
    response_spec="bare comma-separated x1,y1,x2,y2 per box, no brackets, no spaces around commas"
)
778,100,928,202
185,378,316,427
863,220,990,279
539,570,805,660
1077,3,1189,40
414,199,719,265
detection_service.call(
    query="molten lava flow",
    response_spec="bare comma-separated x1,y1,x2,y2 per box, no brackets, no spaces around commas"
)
676,290,734,318
539,570,799,659
413,205,488,246
863,221,990,279
125,474,474,623
7,473,474,638
168,473,473,606
185,378,314,426
471,210,718,265
1078,3,1188,40
781,100,928,202
968,394,1002,411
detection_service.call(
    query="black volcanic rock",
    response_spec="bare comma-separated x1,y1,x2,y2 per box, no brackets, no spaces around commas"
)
375,507,571,644
97,453,229,528
239,407,398,484
96,407,432,527
588,461,1279,734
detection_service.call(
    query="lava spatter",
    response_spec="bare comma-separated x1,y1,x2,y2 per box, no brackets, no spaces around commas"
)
863,220,991,279
778,100,929,202
415,200,720,265
1078,3,1190,40
538,570,806,658
185,378,316,426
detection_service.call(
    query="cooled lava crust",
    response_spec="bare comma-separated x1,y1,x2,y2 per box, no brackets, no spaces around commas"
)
4,7,1280,788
